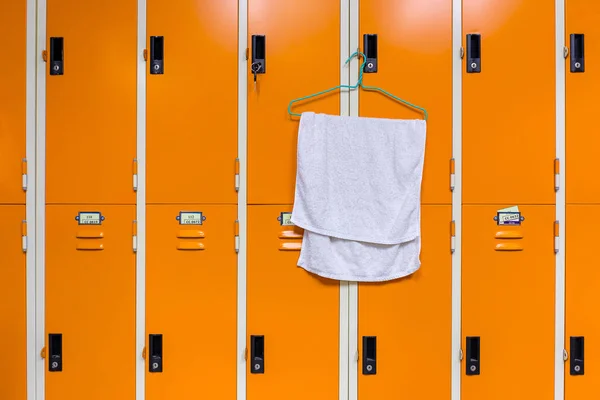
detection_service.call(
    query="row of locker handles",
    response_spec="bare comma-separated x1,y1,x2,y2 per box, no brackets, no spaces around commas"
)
45,334,585,376
45,33,587,77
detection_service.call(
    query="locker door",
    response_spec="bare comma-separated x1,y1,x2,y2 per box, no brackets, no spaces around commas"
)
146,205,237,399
247,205,339,399
566,1,600,203
359,0,452,204
0,206,27,399
248,0,340,205
462,205,554,399
566,206,600,399
0,0,26,204
463,0,555,204
358,205,451,398
46,0,137,204
147,0,238,204
46,205,136,399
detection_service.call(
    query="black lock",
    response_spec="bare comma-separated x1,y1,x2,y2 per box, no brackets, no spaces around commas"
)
362,336,377,375
48,333,62,372
466,336,480,375
363,34,378,73
570,34,585,73
150,36,164,75
570,336,584,375
466,34,481,73
250,335,264,374
49,37,64,76
149,334,163,373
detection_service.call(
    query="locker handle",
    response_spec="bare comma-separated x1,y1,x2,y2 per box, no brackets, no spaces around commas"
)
278,231,303,239
570,336,584,375
76,241,104,251
76,231,104,239
570,34,585,73
49,37,64,75
177,230,205,239
494,243,523,251
362,336,376,375
250,335,264,374
466,34,481,73
149,334,163,373
177,242,205,251
363,34,378,73
150,36,164,74
279,242,302,251
494,231,523,239
251,35,266,79
48,334,62,372
466,336,480,375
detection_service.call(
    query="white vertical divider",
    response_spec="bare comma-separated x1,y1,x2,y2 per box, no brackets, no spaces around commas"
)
451,0,463,399
554,0,566,398
237,0,249,399
136,0,147,398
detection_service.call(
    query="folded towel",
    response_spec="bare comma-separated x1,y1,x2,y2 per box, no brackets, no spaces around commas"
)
291,112,426,282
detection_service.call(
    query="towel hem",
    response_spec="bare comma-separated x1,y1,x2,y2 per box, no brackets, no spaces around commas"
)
297,262,421,282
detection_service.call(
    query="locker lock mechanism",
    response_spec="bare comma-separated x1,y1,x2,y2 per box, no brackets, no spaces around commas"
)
251,35,266,88
251,62,263,83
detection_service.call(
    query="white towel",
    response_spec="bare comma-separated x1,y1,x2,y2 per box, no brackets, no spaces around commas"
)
291,112,426,282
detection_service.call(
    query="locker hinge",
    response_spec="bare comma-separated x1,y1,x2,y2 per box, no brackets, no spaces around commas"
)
42,50,48,62
563,46,569,59
235,158,240,192
133,159,138,192
459,348,464,361
234,220,240,253
554,158,560,191
355,350,359,362
244,347,248,361
245,48,249,61
132,220,138,253
22,159,28,191
143,49,148,62
459,47,465,59
22,221,28,253
563,349,569,361
142,346,146,360
554,221,560,254
450,158,456,191
450,220,456,253
40,346,46,359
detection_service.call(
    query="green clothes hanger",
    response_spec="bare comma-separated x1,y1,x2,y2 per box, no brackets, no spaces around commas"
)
287,51,428,120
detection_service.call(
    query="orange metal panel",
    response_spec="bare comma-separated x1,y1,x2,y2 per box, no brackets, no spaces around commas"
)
566,1,600,204
248,1,340,205
358,205,451,398
0,1,26,204
0,206,27,399
147,1,238,204
462,205,554,399
46,0,137,204
359,0,452,204
146,205,237,399
565,205,600,399
247,205,339,399
46,205,135,400
463,0,555,205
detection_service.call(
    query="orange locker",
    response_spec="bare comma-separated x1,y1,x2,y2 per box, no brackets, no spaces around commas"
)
45,205,136,399
359,0,452,204
146,0,238,204
146,205,237,399
45,0,137,205
0,0,26,204
0,206,27,399
565,206,600,399
248,0,341,205
566,1,600,204
463,0,555,205
247,205,339,399
462,205,554,399
358,205,451,398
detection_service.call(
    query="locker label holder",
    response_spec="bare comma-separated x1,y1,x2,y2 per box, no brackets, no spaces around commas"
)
176,212,205,225
75,212,104,225
278,212,294,226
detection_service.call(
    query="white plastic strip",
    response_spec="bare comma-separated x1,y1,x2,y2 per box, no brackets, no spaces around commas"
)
339,2,350,399
237,0,249,398
451,0,463,399
26,0,37,397
554,0,566,398
348,1,359,399
35,0,47,398
135,1,147,398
